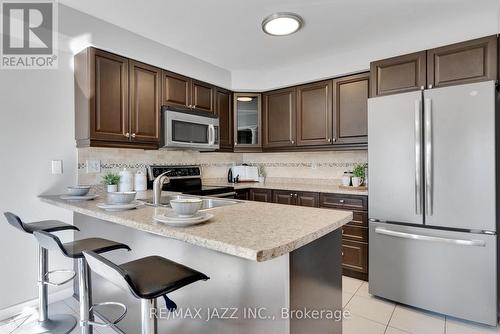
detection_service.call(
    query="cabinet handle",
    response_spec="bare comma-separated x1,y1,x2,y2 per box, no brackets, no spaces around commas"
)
420,86,425,90
290,193,293,197
332,138,336,142
327,138,331,142
193,104,197,109
131,133,136,138
291,140,295,144
339,199,345,203
125,132,130,138
428,84,433,89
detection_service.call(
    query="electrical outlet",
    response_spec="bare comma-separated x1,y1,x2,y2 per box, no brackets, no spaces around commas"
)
51,160,63,174
311,162,317,169
86,160,101,173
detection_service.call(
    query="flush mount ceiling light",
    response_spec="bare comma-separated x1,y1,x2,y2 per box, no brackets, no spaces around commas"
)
237,97,253,102
262,12,303,36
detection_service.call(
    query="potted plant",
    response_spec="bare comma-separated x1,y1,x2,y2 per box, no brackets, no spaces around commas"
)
352,163,367,187
257,164,267,183
102,173,120,192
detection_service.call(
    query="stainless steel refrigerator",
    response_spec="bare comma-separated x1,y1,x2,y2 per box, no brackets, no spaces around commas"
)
368,80,497,325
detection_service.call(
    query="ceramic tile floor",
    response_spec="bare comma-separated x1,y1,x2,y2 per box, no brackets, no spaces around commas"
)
342,276,500,334
1,277,499,334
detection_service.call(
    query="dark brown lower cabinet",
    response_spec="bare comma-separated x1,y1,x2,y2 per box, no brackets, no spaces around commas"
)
235,189,250,200
249,189,272,202
245,187,368,280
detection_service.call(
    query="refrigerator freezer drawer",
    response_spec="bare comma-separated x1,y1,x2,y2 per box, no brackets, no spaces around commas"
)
369,222,497,325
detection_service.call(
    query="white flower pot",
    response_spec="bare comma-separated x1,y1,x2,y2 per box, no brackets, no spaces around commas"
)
107,184,118,193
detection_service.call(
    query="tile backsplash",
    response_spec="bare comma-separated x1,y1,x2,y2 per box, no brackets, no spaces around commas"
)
77,147,367,185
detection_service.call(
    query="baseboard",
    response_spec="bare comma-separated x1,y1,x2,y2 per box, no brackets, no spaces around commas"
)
0,288,73,322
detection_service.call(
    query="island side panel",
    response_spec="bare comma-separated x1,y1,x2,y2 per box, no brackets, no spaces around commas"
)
289,230,343,334
74,212,291,334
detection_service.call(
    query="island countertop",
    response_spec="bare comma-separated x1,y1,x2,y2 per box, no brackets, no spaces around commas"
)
40,194,352,262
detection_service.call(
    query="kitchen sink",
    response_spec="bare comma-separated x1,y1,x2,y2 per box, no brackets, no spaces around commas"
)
139,195,241,209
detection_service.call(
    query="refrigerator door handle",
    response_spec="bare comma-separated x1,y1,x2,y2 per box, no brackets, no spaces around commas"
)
424,98,433,216
374,227,486,247
414,99,422,215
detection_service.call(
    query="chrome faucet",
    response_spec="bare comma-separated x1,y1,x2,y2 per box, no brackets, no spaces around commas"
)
152,171,171,205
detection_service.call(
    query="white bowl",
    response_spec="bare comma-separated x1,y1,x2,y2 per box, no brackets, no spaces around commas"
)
170,198,203,217
108,191,137,205
67,185,91,196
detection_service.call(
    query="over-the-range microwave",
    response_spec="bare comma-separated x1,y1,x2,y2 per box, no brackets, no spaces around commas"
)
160,106,219,151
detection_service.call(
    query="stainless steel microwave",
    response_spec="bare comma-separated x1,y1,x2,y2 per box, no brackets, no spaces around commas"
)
160,106,219,151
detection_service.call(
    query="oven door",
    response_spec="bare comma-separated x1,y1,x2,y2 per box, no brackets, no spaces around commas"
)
162,108,219,151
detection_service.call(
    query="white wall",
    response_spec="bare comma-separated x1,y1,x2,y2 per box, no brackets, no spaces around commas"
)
0,4,231,313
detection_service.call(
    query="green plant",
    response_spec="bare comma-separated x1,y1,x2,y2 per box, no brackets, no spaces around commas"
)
257,164,267,177
352,163,367,178
102,173,120,186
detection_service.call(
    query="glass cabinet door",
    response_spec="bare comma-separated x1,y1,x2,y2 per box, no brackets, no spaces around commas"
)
233,93,261,150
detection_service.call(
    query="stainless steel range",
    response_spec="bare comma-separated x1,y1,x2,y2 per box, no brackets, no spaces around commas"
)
146,165,235,198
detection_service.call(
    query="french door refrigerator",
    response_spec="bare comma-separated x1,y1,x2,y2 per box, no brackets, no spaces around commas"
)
368,80,497,325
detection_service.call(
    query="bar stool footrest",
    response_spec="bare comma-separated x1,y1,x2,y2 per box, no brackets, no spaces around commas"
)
87,302,127,328
41,269,76,287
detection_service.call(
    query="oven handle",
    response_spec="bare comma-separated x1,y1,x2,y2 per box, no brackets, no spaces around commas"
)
210,191,236,198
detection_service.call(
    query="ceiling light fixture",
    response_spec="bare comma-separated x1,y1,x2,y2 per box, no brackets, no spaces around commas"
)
237,97,253,102
262,12,303,36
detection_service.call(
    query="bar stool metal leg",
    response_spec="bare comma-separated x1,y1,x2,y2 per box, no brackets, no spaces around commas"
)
78,258,94,334
141,299,157,334
16,246,77,334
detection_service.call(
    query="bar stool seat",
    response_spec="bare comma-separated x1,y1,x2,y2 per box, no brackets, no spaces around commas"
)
120,255,209,299
83,251,209,334
4,212,80,234
33,231,131,334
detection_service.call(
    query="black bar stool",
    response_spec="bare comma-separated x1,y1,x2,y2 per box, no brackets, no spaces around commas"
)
83,251,209,334
32,230,131,334
3,212,80,334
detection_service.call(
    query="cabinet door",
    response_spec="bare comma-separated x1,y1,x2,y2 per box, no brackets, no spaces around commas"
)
91,49,129,142
233,93,262,151
163,71,191,108
235,189,249,200
296,80,333,146
427,35,497,89
263,88,296,148
249,189,272,202
215,88,233,150
295,191,319,208
370,51,426,97
129,61,161,144
332,73,369,145
342,240,368,274
192,80,214,112
273,190,295,205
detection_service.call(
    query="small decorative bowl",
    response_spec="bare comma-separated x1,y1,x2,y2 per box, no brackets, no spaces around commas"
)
67,185,91,196
108,191,137,205
170,198,203,217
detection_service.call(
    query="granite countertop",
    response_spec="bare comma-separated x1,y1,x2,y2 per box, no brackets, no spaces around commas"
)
204,179,369,196
40,194,352,262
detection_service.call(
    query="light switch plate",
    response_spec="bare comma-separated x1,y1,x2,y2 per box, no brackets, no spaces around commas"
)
51,160,63,174
86,160,101,173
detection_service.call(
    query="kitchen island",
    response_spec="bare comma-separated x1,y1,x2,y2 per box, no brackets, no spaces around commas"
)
40,194,352,334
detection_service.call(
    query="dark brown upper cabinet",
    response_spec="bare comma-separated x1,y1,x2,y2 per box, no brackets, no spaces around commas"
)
129,60,162,144
89,49,130,144
233,93,262,152
332,72,369,145
192,80,215,112
75,48,159,149
263,87,296,148
296,80,333,146
163,71,215,112
427,35,497,89
370,51,427,97
163,71,191,108
215,87,233,151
